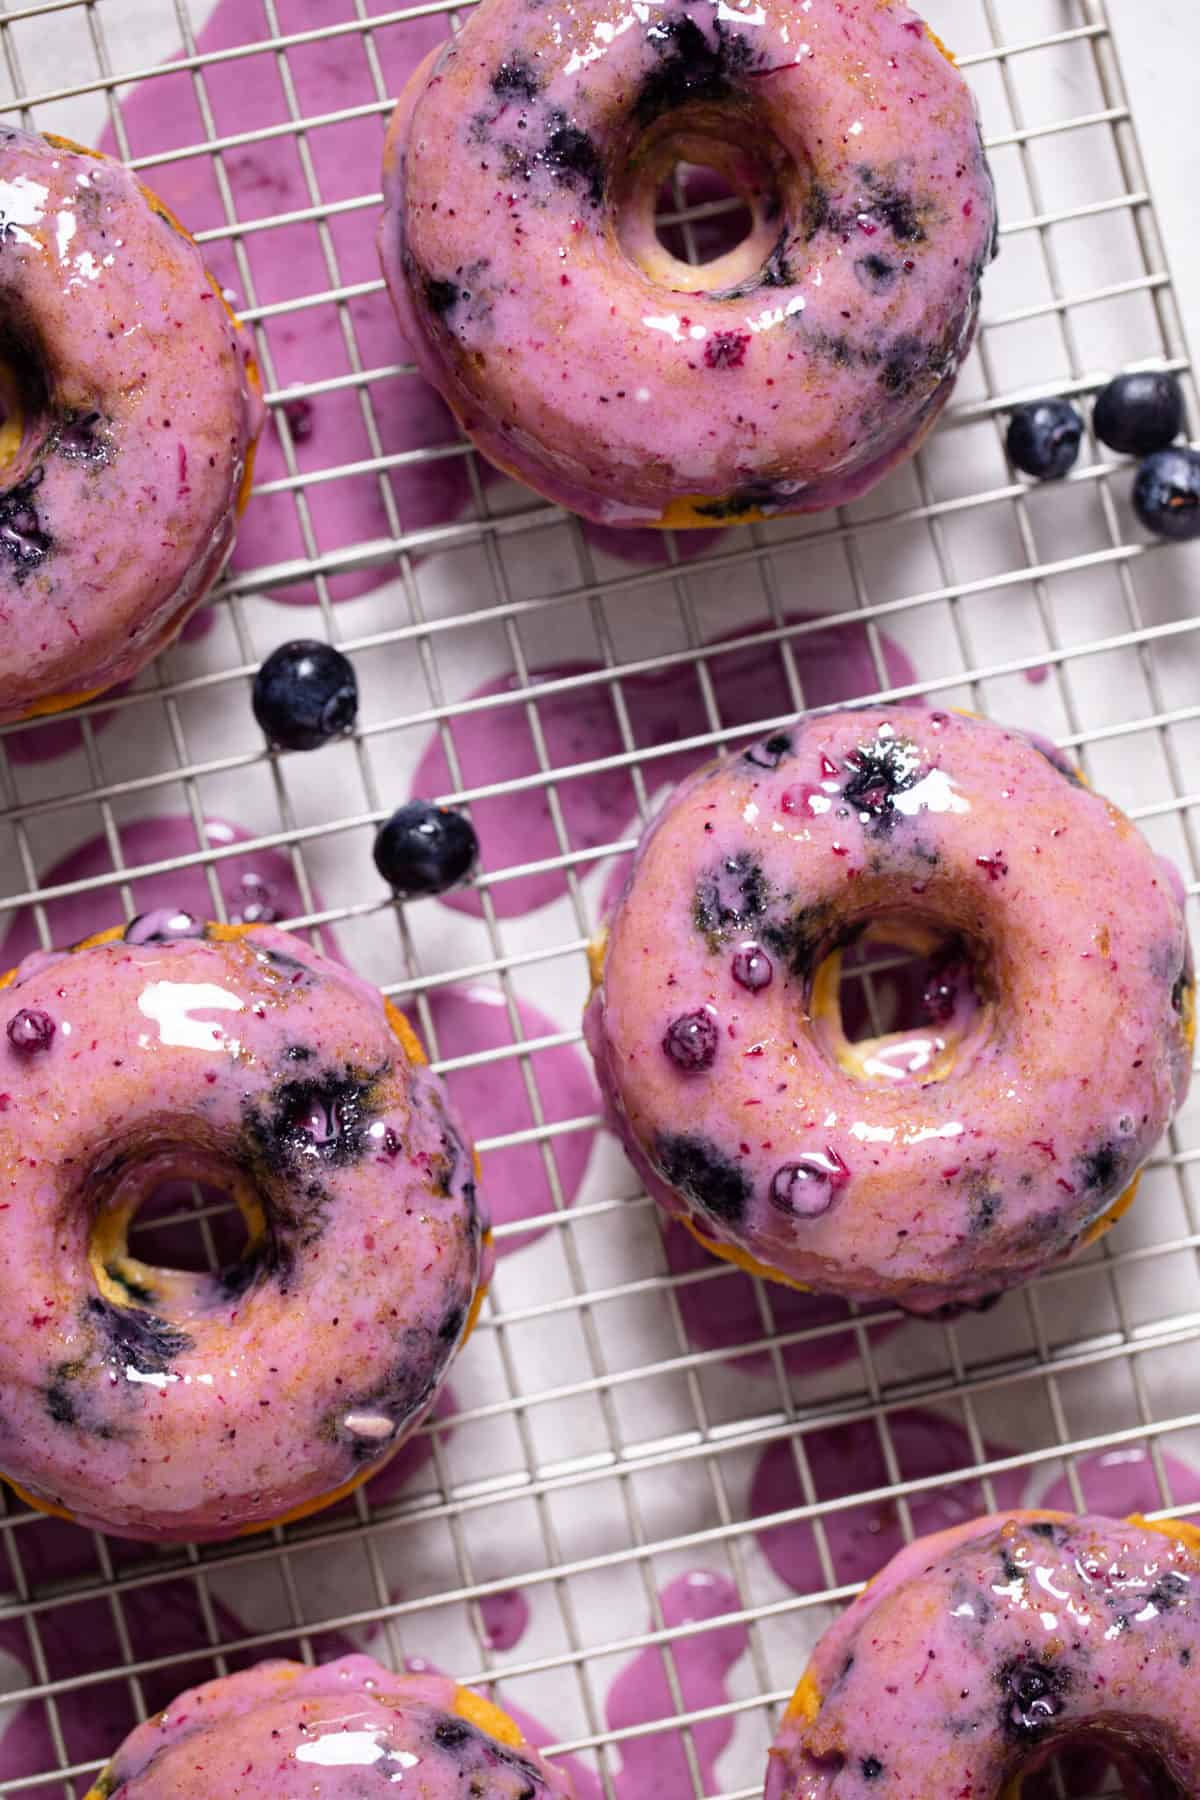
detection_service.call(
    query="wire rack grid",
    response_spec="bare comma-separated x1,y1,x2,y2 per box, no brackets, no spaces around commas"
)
0,0,1196,1795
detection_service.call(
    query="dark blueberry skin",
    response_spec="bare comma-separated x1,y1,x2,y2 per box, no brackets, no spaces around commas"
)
662,1009,719,1072
6,1008,54,1054
731,945,773,992
1134,446,1200,542
1094,370,1184,457
253,639,359,752
999,1657,1068,1740
374,800,479,897
1006,401,1083,481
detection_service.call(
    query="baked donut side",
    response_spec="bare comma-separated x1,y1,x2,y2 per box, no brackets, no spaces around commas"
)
84,1655,575,1800
584,708,1193,1312
0,127,264,724
0,920,488,1541
380,0,995,526
768,1510,1200,1797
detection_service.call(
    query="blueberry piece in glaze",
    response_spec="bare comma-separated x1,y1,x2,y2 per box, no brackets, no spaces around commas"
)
769,1150,849,1219
633,15,752,126
491,56,542,100
85,1296,194,1376
123,909,205,945
1134,445,1200,541
731,944,773,992
0,467,51,575
374,800,479,898
1094,370,1184,457
6,1007,54,1054
693,852,768,945
541,112,604,205
743,733,793,772
854,253,899,295
1006,400,1083,481
999,1657,1068,1740
252,639,359,752
842,731,922,831
425,276,461,316
662,1008,719,1072
655,1133,751,1225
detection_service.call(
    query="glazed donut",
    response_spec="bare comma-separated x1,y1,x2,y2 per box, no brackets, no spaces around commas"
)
0,916,487,1541
0,127,263,724
85,1654,575,1800
768,1509,1200,1796
379,0,995,527
583,707,1193,1312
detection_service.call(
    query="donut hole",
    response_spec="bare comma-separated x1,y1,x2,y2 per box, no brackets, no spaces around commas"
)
813,913,990,1086
653,162,754,267
0,325,49,485
126,1173,253,1275
1017,1734,1186,1797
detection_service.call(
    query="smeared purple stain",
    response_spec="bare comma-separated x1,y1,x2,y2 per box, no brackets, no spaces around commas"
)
0,815,324,969
606,1571,748,1800
480,1588,531,1651
424,985,597,1255
413,614,917,920
662,1218,899,1378
749,1409,1026,1594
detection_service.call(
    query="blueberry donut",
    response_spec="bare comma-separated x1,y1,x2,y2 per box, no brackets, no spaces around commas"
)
0,916,488,1541
85,1654,575,1800
768,1510,1200,1796
0,127,263,724
584,708,1193,1313
379,0,995,527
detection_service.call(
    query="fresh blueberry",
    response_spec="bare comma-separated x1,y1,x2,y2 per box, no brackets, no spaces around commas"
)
1006,400,1083,481
252,639,358,751
374,801,479,897
1094,370,1184,457
662,1009,719,1072
1133,446,1200,541
1000,1658,1067,1740
768,1150,849,1218
731,944,773,992
7,1008,55,1054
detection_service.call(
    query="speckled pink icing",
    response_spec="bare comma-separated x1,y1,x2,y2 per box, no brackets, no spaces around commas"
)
379,0,995,526
766,1511,1200,1796
584,708,1193,1311
0,128,262,723
91,1655,574,1800
0,919,487,1541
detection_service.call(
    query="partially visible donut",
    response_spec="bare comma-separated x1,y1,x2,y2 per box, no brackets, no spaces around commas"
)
380,0,995,526
0,916,487,1541
584,707,1193,1312
768,1510,1200,1796
85,1654,576,1800
0,127,263,723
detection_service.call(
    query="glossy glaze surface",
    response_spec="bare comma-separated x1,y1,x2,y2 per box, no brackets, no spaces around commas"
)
0,921,486,1541
380,0,995,526
87,1655,574,1800
0,127,262,722
767,1511,1200,1796
584,708,1193,1309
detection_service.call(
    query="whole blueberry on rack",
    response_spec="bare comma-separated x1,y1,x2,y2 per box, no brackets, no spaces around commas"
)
252,639,358,751
374,800,479,897
1133,446,1200,541
1005,400,1083,481
1093,370,1184,457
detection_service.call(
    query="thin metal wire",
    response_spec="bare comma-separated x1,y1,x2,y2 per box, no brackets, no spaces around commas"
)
0,2,1193,1797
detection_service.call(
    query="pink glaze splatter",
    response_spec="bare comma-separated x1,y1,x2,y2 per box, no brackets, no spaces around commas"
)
661,1218,899,1378
480,1589,531,1652
1040,1442,1200,1520
413,615,916,920
749,1408,1026,1595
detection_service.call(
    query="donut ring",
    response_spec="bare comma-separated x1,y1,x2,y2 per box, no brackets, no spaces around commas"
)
84,1655,576,1800
0,917,488,1542
768,1510,1200,1796
0,127,263,725
583,707,1193,1313
380,0,995,527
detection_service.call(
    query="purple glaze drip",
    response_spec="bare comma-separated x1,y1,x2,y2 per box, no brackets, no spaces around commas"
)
731,944,773,992
6,1009,54,1055
662,1009,719,1073
479,1588,530,1652
769,1150,849,1218
123,908,205,945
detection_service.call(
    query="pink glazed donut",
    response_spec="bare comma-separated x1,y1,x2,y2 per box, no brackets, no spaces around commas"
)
0,917,488,1541
86,1655,576,1800
584,708,1194,1313
379,0,995,527
768,1510,1200,1796
0,127,263,724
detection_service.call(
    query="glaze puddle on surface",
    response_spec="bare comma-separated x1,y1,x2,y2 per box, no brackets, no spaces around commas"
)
99,0,720,601
479,1588,530,1652
750,1409,1027,1595
661,1218,899,1379
413,615,917,920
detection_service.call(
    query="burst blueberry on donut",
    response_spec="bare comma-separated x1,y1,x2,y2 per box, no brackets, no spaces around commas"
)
0,127,263,724
379,0,996,526
0,918,489,1541
84,1655,575,1799
584,708,1194,1314
767,1510,1200,1795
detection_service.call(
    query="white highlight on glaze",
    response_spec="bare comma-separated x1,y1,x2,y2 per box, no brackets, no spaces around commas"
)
296,1730,418,1773
343,1411,397,1441
892,768,971,818
137,979,244,1051
747,294,806,333
0,175,48,247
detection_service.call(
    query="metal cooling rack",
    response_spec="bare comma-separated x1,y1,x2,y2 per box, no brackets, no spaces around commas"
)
0,0,1197,1795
